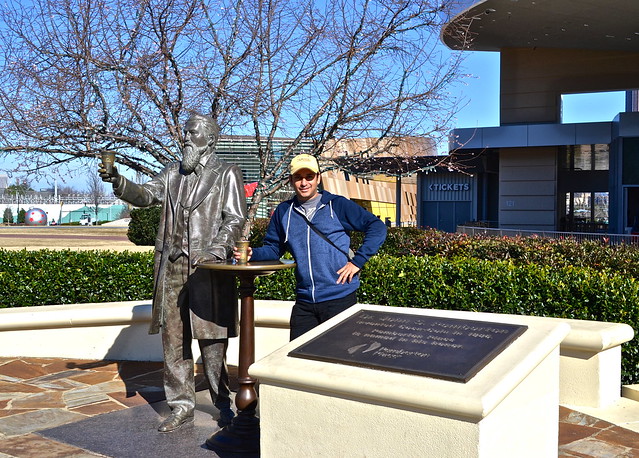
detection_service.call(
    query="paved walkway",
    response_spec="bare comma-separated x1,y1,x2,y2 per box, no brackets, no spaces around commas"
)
0,356,638,457
0,234,130,241
0,226,151,251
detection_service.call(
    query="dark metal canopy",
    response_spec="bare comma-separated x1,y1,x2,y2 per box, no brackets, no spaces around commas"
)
442,0,639,53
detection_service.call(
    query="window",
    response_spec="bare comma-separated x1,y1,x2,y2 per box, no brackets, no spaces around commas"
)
570,192,591,220
626,187,639,228
560,145,609,171
563,191,609,232
594,192,609,224
622,138,639,185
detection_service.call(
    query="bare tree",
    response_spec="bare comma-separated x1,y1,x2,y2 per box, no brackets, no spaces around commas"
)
0,0,472,232
0,0,205,179
86,169,105,223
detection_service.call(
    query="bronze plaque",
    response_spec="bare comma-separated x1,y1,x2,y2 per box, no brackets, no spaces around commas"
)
288,310,527,383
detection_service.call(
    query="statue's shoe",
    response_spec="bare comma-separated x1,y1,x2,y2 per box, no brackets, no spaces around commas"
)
157,410,194,433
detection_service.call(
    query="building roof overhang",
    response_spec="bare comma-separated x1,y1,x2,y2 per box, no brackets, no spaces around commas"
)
449,112,639,151
442,0,639,52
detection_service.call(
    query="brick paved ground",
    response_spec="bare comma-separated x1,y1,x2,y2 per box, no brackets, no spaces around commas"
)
0,357,638,457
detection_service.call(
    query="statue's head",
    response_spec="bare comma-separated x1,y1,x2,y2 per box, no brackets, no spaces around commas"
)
186,113,219,146
182,113,219,173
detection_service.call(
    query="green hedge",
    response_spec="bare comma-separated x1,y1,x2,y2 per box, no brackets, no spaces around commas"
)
0,249,154,307
128,206,162,246
352,228,639,277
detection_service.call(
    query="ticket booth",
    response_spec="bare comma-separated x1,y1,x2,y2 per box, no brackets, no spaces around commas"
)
417,153,498,232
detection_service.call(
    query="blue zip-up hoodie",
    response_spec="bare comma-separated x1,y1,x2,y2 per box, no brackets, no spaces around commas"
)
251,191,387,303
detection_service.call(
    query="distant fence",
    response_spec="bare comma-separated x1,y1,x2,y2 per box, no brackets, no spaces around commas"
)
0,194,123,205
457,225,639,245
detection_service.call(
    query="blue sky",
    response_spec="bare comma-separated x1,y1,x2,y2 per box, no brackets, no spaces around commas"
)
452,51,627,130
450,52,501,129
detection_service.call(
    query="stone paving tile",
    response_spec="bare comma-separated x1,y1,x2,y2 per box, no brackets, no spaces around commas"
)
41,359,88,373
559,422,600,446
116,386,166,406
119,380,165,394
116,361,164,379
107,391,160,408
559,406,611,429
558,405,639,458
91,379,128,394
11,392,65,410
0,411,35,420
69,400,127,416
28,370,88,384
0,409,87,437
0,433,103,458
594,426,639,453
65,361,121,374
26,379,87,391
559,436,637,458
118,375,165,393
67,371,118,386
63,388,111,409
0,382,44,395
0,361,49,381
0,356,169,454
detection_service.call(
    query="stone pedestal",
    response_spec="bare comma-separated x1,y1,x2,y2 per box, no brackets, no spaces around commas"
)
250,305,569,458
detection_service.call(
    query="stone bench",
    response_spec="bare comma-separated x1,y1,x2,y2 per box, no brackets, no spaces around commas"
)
539,316,634,408
0,300,294,367
0,301,633,408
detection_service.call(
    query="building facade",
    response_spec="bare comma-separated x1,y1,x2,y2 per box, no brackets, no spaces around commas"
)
419,0,639,234
217,135,427,225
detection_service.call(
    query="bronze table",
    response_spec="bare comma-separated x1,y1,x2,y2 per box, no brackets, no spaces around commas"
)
198,259,295,454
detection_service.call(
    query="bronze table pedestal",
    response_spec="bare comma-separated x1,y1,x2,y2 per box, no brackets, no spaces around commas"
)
197,260,295,455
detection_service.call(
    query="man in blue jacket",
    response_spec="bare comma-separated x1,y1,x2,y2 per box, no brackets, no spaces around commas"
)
235,154,387,339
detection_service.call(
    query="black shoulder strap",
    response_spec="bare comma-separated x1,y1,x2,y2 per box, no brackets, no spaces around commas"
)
302,216,353,260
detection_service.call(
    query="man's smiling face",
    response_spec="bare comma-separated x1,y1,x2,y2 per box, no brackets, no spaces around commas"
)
290,168,321,202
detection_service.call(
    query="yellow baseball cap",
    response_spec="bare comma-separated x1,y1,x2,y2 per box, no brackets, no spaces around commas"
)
290,154,320,175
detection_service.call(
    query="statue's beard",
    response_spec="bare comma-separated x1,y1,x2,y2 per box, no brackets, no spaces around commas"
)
181,143,208,173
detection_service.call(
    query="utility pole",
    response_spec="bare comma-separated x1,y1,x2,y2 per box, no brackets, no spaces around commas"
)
395,175,402,227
